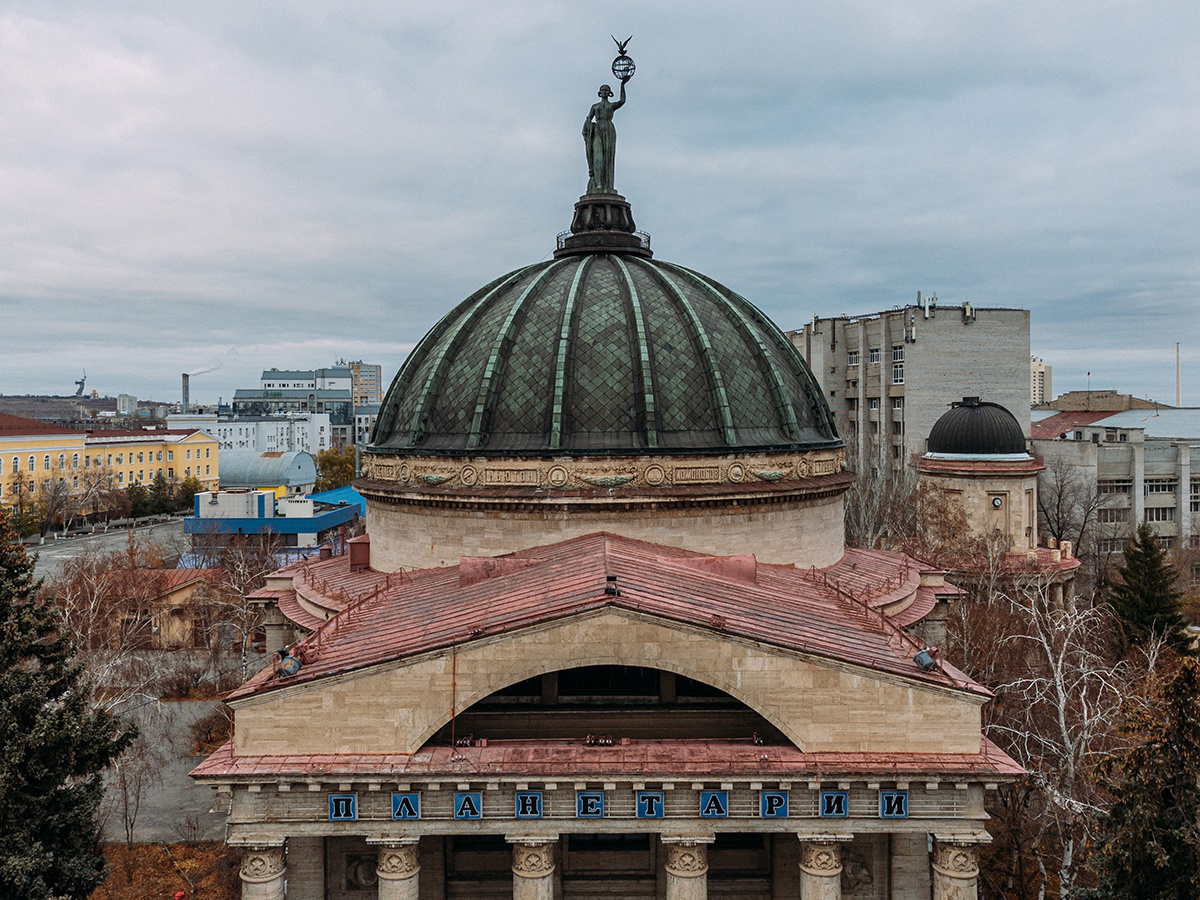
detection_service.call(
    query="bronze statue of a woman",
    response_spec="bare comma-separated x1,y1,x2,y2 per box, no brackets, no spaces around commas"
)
582,80,627,194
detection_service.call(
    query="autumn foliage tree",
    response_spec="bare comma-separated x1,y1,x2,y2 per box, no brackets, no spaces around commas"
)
1086,656,1200,899
314,445,356,492
0,510,135,898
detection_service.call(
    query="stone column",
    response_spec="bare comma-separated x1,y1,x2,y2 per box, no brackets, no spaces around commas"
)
932,839,980,900
797,835,847,900
238,843,286,900
369,838,420,900
662,834,715,900
508,835,557,900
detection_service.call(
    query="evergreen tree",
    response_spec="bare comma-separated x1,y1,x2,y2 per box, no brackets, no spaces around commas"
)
149,471,173,515
1089,657,1200,899
0,510,135,898
1109,523,1190,654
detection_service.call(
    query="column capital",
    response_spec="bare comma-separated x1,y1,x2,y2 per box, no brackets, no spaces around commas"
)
798,837,844,877
662,834,714,879
507,834,558,879
932,838,980,879
373,841,420,881
238,845,286,885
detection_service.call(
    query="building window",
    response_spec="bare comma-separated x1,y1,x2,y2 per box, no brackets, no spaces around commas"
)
167,451,173,461
1097,508,1127,523
72,453,79,468
116,454,123,465
847,398,858,411
186,449,191,460
892,345,905,362
1145,507,1175,522
185,467,191,477
870,421,879,434
205,465,210,475
1191,479,1199,513
1119,433,1128,442
892,420,903,435
1158,536,1175,549
868,398,880,410
58,453,65,469
43,455,50,471
1145,479,1177,494
892,397,903,410
892,364,904,384
168,468,174,478
205,448,210,459
12,457,18,474
1098,480,1131,494
1097,538,1127,553
156,451,162,461
28,456,35,472
117,472,124,484
868,348,880,364
846,350,859,366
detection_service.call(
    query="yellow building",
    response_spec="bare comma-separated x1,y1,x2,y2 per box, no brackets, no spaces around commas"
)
0,414,87,512
0,414,219,529
83,429,220,492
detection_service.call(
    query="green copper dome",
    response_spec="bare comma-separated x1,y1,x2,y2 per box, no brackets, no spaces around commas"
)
372,254,839,457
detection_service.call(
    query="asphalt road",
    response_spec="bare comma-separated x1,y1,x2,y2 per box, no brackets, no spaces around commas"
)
29,518,186,581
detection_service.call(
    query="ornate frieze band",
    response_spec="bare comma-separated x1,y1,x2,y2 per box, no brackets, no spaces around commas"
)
362,449,846,492
239,846,286,884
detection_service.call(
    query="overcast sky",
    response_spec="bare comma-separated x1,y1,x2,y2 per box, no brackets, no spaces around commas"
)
2,2,1198,407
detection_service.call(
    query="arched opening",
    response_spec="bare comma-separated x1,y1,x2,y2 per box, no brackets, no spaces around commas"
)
429,664,788,745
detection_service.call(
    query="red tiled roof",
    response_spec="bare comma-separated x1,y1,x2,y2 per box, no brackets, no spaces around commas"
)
1030,411,1111,440
191,735,1022,780
229,533,988,702
0,413,82,437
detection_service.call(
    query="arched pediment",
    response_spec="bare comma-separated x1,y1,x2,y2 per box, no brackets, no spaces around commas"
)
232,607,985,758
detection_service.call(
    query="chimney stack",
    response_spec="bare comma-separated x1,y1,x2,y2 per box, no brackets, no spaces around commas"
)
181,373,190,414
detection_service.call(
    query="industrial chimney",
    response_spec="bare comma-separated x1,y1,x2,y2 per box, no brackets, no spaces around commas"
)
182,373,190,414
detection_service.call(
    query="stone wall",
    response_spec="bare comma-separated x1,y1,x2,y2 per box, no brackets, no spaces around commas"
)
365,490,846,572
232,608,984,756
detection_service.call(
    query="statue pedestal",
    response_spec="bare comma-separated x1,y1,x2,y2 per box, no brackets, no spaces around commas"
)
555,192,651,257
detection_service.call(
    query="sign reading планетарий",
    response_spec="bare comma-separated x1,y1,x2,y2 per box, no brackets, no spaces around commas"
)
323,788,915,822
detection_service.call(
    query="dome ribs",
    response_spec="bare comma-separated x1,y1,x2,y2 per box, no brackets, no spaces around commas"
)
466,261,568,451
374,273,511,444
549,258,592,450
613,257,660,449
404,267,535,447
658,262,802,444
717,278,839,442
642,263,737,447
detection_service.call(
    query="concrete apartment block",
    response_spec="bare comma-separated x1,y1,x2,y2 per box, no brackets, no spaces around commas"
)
788,300,1031,462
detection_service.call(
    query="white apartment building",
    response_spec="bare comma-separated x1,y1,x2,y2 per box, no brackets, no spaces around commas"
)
1032,408,1200,551
168,413,332,455
1030,357,1052,407
787,296,1031,463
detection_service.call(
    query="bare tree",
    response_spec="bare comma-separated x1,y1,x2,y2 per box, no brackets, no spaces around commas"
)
190,529,283,680
1037,456,1103,553
949,576,1163,900
44,535,178,714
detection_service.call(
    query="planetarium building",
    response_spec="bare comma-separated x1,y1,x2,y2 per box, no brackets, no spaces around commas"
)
195,63,1016,900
